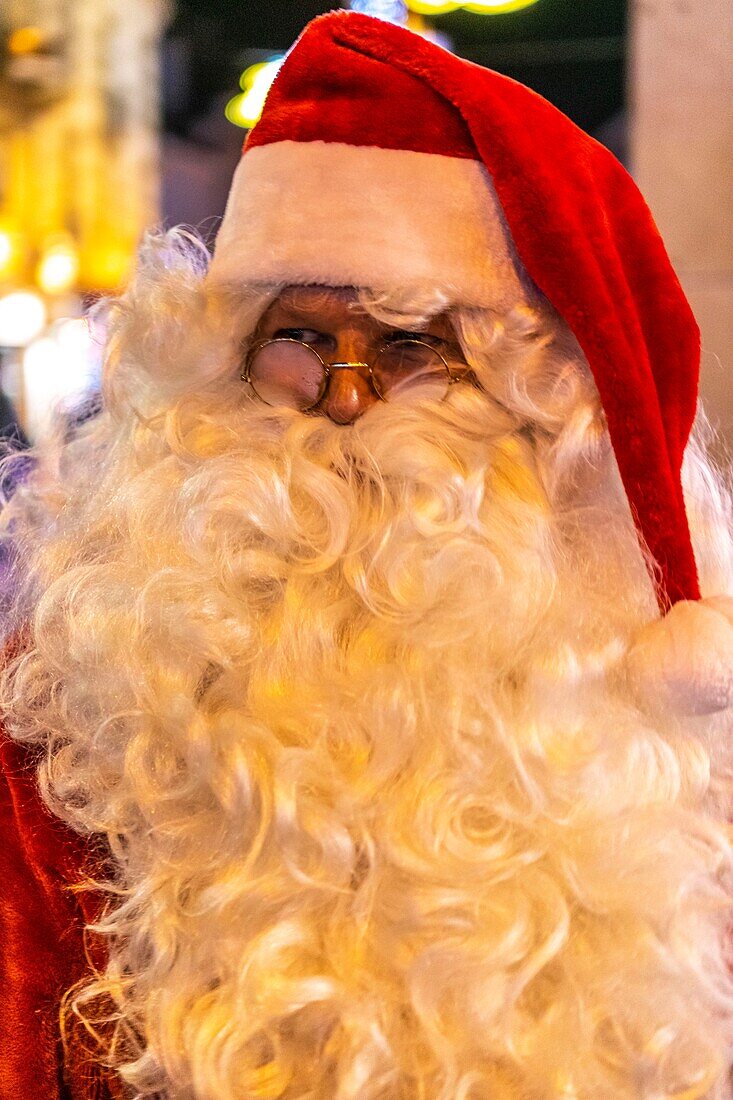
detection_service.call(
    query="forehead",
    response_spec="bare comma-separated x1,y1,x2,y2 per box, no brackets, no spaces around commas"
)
268,286,361,316
261,286,455,337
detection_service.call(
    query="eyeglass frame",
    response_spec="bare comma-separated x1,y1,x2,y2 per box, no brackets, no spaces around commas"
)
240,336,472,413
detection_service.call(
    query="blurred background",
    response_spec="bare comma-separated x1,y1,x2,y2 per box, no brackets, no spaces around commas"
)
0,0,730,447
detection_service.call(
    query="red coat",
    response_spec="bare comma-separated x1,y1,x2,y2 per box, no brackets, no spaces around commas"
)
0,732,121,1099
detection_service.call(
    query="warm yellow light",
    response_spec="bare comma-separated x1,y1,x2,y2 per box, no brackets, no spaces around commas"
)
405,0,461,12
0,223,23,278
406,0,538,10
463,0,539,11
225,58,284,129
8,26,45,55
37,239,80,295
224,93,250,129
0,291,47,347
0,231,14,275
82,244,131,291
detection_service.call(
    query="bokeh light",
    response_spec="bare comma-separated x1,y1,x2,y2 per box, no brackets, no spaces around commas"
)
406,0,538,11
23,319,98,441
36,238,80,295
81,242,132,292
225,58,285,129
8,26,45,56
464,0,540,11
0,231,15,276
349,0,408,20
405,1,461,12
0,291,47,348
0,223,25,280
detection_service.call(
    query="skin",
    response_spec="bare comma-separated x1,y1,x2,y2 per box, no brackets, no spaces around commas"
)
253,285,465,425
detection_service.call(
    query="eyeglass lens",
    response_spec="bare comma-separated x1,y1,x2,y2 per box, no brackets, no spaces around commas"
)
248,340,326,410
247,339,451,410
372,343,450,399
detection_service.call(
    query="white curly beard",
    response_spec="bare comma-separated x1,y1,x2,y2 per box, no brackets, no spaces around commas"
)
4,233,733,1099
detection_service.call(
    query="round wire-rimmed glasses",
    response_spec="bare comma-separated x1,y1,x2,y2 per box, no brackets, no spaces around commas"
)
241,337,468,412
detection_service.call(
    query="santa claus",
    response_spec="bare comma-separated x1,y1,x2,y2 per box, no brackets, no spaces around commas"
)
2,10,733,1100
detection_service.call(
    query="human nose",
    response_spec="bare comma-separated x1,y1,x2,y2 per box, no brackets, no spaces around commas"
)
320,331,379,425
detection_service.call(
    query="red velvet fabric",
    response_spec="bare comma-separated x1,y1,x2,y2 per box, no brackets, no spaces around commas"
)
0,731,118,1099
247,11,701,611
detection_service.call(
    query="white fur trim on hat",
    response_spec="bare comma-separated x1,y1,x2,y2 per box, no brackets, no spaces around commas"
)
625,597,733,717
209,140,537,309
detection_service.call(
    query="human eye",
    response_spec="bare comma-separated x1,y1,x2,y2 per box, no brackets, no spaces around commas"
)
384,329,446,347
272,327,332,348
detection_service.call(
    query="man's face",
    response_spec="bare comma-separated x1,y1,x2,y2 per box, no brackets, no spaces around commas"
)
251,286,465,424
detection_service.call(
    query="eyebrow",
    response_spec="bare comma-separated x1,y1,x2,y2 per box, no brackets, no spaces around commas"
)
269,302,325,319
263,297,452,340
265,299,375,327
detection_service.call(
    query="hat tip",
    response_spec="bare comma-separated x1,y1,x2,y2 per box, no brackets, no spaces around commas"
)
625,597,733,718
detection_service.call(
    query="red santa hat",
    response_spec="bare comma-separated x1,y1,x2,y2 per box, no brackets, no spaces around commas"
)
210,11,733,715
